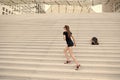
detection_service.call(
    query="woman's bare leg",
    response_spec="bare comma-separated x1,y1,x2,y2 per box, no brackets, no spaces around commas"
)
64,46,70,61
68,47,79,65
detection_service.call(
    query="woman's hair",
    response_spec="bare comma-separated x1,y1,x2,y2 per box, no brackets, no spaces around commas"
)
64,25,71,38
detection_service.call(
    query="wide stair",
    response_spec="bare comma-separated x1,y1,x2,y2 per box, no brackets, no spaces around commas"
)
0,13,120,80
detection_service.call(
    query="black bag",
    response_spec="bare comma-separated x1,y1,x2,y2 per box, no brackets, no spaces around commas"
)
91,37,99,45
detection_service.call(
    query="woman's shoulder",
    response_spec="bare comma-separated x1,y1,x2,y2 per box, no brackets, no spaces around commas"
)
63,31,67,34
63,31,69,36
63,31,72,34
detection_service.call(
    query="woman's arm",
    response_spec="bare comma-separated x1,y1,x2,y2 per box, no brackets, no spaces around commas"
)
63,35,66,40
71,35,76,46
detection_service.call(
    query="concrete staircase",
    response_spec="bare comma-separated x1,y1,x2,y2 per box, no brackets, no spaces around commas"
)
0,13,120,80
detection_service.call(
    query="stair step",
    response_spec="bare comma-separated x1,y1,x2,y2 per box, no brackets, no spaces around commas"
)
0,59,120,66
0,75,91,80
0,57,120,62
0,49,119,52
0,67,120,76
0,46,120,50
1,43,120,46
0,61,120,68
0,52,120,57
0,55,120,61
0,49,120,53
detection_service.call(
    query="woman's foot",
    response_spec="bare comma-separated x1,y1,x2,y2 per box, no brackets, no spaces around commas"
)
64,61,71,64
75,64,80,70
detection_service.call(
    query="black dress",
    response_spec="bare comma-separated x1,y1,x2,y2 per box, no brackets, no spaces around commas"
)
63,31,74,47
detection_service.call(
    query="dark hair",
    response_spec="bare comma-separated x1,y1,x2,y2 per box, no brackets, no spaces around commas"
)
64,25,71,38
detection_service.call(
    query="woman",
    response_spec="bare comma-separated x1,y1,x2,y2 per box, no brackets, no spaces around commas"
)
63,25,80,70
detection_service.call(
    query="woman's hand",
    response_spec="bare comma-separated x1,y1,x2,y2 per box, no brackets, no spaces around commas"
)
74,43,76,47
71,35,76,47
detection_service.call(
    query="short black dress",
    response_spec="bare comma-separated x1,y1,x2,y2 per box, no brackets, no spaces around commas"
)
63,31,74,47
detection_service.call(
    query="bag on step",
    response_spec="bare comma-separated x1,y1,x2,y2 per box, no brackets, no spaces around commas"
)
91,37,99,45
